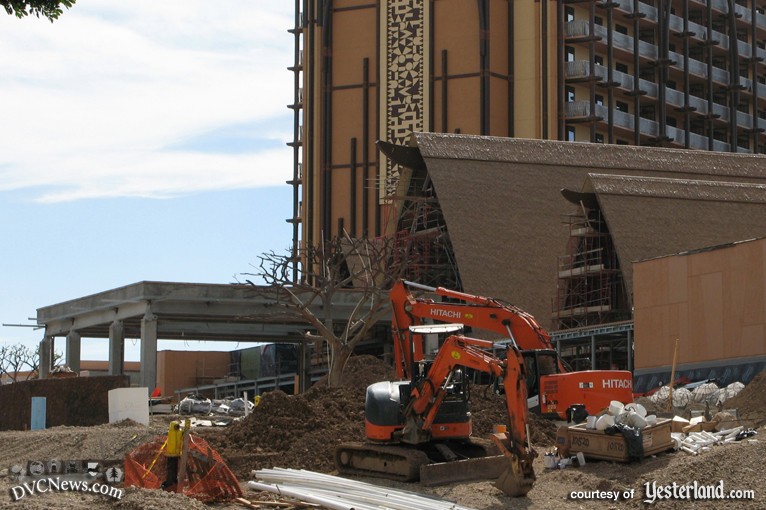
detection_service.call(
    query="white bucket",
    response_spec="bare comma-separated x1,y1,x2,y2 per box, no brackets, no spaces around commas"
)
645,414,657,426
543,454,558,469
586,416,598,429
609,400,624,416
630,413,648,429
596,414,614,430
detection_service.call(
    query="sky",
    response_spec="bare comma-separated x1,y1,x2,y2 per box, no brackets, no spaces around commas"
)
0,2,296,362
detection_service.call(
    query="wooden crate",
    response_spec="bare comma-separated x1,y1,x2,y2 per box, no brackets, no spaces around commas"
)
557,418,673,462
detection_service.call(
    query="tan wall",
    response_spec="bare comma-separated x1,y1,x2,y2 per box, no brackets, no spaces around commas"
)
156,351,231,400
633,238,766,370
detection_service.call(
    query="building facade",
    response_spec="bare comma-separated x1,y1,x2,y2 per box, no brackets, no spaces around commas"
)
288,0,766,260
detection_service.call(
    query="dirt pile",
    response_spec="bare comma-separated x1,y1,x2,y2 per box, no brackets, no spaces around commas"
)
722,369,766,424
205,355,558,479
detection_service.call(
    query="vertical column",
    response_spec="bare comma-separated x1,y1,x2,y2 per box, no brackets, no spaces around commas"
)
108,320,124,376
303,340,313,393
590,334,596,370
140,312,158,391
39,336,53,379
627,329,633,371
66,330,81,374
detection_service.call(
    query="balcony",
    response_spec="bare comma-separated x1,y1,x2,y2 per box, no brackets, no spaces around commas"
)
564,101,741,151
565,60,766,132
565,21,754,91
610,0,766,61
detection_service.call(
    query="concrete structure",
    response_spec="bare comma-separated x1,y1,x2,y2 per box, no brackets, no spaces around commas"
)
288,0,766,260
633,237,766,390
36,282,376,391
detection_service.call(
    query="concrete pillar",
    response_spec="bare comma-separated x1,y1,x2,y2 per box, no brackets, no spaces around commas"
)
140,313,158,391
627,330,633,372
39,336,53,379
108,320,124,376
66,331,81,374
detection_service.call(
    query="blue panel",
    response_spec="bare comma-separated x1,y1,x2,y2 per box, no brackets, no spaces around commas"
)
31,397,46,430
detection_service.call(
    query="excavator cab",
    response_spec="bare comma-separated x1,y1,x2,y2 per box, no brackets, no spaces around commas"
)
521,349,560,411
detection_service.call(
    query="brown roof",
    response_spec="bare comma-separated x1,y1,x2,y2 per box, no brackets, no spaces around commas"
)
401,133,766,327
586,174,766,300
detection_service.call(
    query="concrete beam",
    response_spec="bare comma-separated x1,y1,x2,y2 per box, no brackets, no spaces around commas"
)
108,320,124,376
140,313,158,391
66,331,81,373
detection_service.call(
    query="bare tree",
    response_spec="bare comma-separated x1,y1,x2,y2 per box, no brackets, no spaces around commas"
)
0,343,39,382
245,235,400,387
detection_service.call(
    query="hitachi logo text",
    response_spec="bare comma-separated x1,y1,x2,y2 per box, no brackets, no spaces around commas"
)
602,379,632,390
431,310,461,319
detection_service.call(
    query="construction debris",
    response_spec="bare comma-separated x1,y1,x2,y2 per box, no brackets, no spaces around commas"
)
673,426,758,455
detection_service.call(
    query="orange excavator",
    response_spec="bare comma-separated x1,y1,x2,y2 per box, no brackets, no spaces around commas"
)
336,329,537,496
390,280,633,419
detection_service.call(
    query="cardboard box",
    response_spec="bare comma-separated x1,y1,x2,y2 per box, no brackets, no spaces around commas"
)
560,419,673,462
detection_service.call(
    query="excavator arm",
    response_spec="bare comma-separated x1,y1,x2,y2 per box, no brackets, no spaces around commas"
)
400,334,537,496
391,279,561,379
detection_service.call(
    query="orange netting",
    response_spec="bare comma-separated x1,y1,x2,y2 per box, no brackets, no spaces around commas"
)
124,434,243,503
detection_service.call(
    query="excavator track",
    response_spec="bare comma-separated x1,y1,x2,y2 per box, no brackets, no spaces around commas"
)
335,442,430,482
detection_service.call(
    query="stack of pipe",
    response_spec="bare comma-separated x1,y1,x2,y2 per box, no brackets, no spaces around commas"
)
249,468,478,510
677,426,745,455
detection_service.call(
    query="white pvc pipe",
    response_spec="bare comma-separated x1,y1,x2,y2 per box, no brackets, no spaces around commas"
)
250,468,478,510
248,481,371,510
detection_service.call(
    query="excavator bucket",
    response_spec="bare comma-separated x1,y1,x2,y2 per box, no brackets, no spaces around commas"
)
490,432,536,497
495,464,535,497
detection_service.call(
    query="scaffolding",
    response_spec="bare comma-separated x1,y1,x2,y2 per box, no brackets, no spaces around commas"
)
553,204,629,329
384,173,460,289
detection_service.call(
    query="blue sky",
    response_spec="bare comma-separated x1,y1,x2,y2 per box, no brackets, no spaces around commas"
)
0,2,296,362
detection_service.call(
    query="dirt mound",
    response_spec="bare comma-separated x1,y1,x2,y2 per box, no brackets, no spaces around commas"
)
723,369,766,424
467,384,558,446
205,356,559,479
207,356,389,478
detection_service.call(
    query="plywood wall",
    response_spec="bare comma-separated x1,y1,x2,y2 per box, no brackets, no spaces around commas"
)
633,238,766,370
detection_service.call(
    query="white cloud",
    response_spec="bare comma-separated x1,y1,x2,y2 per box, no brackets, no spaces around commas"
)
0,1,295,201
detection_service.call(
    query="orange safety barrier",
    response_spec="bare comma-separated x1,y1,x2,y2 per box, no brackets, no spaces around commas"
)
124,434,242,503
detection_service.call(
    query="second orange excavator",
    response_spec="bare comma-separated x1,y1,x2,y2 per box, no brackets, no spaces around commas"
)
336,328,537,496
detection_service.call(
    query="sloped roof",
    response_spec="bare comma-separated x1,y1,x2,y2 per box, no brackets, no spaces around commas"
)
585,174,766,298
400,133,766,327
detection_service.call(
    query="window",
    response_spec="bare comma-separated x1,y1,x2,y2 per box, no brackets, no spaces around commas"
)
595,55,604,66
666,80,677,90
616,62,629,74
566,86,576,102
567,127,576,141
566,46,575,63
666,116,677,128
566,6,575,22
595,94,604,106
617,139,629,145
594,16,603,26
616,101,629,113
615,24,628,35
595,133,604,143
